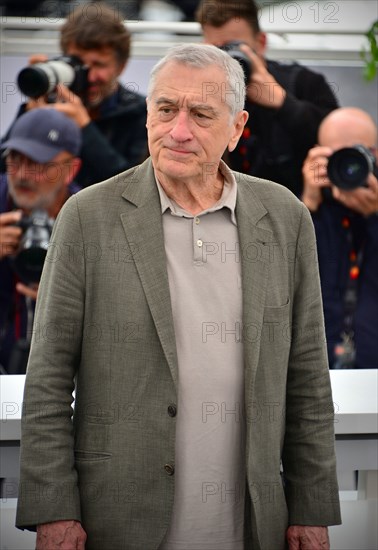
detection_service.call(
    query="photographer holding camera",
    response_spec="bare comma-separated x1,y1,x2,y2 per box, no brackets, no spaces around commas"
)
0,108,81,374
196,0,339,197
1,2,147,188
302,107,378,369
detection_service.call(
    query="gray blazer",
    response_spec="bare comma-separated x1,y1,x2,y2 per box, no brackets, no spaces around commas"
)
16,158,341,549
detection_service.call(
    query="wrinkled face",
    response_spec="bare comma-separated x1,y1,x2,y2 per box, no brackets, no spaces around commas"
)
146,61,247,186
6,150,75,211
66,44,125,107
202,18,265,55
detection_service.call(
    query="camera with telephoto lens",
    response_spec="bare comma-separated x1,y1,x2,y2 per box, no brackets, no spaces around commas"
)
327,144,378,190
11,209,54,285
17,55,89,100
219,41,252,84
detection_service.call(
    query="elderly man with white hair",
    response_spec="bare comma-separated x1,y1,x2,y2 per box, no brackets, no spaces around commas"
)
16,44,340,550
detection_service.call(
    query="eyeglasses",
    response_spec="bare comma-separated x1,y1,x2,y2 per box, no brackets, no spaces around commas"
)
4,150,74,177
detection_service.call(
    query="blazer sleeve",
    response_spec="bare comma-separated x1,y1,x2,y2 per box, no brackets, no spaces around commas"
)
282,203,341,526
16,195,85,530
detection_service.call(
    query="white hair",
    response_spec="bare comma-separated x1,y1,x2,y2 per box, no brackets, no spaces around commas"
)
147,43,246,116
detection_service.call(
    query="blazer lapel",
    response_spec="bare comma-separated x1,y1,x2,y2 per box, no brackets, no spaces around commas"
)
119,160,178,387
118,162,274,393
236,176,273,398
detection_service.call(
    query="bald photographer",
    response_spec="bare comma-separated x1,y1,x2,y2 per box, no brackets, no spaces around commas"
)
302,107,378,369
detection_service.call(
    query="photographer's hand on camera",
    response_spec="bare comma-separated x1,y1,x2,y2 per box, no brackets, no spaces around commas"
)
302,145,333,212
303,145,378,216
15,281,39,301
0,210,22,259
23,53,90,127
52,84,91,128
239,44,286,109
25,83,90,129
0,211,39,300
332,172,378,217
29,54,49,65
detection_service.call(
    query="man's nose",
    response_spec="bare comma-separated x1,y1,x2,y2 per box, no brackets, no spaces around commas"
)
87,67,98,83
169,111,193,142
13,157,38,176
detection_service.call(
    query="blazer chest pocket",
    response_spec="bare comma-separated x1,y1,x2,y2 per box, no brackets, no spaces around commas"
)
263,297,291,322
261,298,292,351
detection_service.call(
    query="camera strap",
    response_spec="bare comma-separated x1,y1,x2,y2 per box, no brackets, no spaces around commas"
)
8,286,33,374
333,214,364,368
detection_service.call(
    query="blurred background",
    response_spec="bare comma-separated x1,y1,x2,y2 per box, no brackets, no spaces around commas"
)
1,0,377,135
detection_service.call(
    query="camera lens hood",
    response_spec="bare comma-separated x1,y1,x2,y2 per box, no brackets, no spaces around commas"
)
327,145,374,190
17,66,52,98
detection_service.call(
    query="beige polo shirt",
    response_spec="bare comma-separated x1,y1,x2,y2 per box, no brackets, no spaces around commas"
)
157,161,246,550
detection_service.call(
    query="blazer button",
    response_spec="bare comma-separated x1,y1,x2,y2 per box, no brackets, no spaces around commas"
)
164,463,175,476
167,404,177,417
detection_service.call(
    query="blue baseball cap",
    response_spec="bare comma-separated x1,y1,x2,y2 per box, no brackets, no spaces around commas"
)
1,108,82,163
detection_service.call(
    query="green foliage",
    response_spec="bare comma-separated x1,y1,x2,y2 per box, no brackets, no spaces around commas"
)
360,20,378,81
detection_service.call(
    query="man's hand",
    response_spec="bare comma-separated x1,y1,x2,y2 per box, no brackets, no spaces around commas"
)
0,210,23,259
16,282,39,301
332,172,378,216
239,44,286,108
302,146,333,212
52,84,91,128
286,525,330,549
36,520,87,550
28,54,49,65
25,84,90,128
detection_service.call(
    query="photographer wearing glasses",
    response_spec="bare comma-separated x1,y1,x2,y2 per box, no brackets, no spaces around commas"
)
1,2,147,188
302,107,378,369
0,108,81,374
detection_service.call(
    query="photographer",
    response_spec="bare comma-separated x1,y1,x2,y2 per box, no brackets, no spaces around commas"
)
0,108,81,374
196,0,339,196
1,2,147,188
302,107,378,369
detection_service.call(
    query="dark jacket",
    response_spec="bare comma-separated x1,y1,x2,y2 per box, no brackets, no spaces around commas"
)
0,84,148,188
313,198,378,369
230,60,339,196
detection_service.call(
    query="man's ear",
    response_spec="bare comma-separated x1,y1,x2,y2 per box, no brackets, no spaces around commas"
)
64,157,82,186
228,110,249,152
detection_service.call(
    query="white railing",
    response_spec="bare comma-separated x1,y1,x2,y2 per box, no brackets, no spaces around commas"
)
0,15,375,62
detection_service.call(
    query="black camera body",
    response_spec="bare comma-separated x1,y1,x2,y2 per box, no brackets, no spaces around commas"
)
327,144,378,190
219,41,252,84
11,209,54,284
17,55,89,100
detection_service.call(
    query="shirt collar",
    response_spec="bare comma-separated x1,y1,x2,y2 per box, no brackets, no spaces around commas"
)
155,160,238,225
